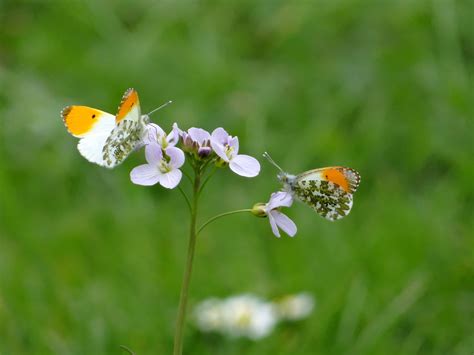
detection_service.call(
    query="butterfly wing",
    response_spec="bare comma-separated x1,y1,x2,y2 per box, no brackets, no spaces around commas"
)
101,88,146,168
292,167,360,221
62,105,116,166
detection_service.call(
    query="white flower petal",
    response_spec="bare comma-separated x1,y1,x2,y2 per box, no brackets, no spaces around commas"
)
268,213,281,238
229,154,260,177
167,125,180,146
272,211,297,237
229,136,239,155
130,164,160,186
266,191,293,211
157,169,182,189
145,143,163,165
166,147,185,168
211,127,230,145
188,127,211,144
210,140,229,162
144,123,165,144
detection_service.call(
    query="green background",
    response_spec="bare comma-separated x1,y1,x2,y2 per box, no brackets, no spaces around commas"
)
0,0,473,354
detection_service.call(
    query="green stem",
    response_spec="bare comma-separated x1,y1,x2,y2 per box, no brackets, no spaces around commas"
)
173,170,201,355
198,166,217,196
182,169,193,184
119,345,135,355
197,209,253,235
177,185,192,213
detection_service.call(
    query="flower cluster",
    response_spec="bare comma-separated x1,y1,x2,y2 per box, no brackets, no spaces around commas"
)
130,123,261,188
130,121,299,238
193,292,315,340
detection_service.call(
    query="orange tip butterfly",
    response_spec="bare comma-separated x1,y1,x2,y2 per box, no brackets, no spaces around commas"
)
61,88,171,168
263,152,361,221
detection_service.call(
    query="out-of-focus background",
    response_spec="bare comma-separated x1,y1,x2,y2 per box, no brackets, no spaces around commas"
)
0,0,473,354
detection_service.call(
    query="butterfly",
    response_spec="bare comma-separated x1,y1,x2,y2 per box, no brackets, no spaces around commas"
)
62,88,151,168
263,152,361,221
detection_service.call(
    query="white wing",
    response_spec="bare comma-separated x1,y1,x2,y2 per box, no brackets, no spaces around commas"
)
76,112,116,167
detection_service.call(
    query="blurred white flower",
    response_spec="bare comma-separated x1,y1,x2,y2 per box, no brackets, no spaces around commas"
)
193,292,315,340
194,298,224,332
220,295,277,340
193,294,277,340
276,292,315,321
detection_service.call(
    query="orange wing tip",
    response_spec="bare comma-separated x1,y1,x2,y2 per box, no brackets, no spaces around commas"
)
321,168,350,193
321,167,361,194
62,105,103,137
61,106,72,122
116,88,139,123
341,168,361,193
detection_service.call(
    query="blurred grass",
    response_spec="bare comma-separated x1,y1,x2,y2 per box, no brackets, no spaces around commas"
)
0,0,473,354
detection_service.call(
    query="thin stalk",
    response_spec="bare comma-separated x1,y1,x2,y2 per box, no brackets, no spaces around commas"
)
198,166,217,196
197,209,253,235
119,345,135,355
173,170,201,355
177,185,192,213
182,169,193,184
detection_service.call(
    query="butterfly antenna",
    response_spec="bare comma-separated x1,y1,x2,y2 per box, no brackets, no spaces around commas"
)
263,152,284,173
147,100,173,116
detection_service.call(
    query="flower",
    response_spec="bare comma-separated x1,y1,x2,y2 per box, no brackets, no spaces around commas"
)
194,294,278,340
210,127,260,177
194,298,224,332
176,124,213,158
253,191,297,238
275,292,315,321
143,123,179,148
130,143,184,188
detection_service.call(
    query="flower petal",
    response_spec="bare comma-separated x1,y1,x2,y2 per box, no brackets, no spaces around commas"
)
144,123,166,144
173,122,184,137
272,211,297,237
229,136,239,155
188,127,211,145
210,140,229,162
211,127,230,145
267,191,293,211
229,154,260,177
166,147,185,168
157,169,182,189
167,124,180,146
145,143,163,165
268,213,281,238
130,164,160,186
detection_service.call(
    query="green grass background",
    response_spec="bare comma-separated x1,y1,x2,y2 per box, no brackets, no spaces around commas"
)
0,0,473,354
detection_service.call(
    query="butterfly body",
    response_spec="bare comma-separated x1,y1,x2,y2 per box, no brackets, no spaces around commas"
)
62,88,149,168
278,167,360,221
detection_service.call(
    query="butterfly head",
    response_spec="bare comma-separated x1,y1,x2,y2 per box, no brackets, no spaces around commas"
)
277,171,293,184
140,114,151,125
263,152,296,191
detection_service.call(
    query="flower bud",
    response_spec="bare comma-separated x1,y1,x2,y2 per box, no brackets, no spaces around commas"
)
198,146,212,158
251,203,267,217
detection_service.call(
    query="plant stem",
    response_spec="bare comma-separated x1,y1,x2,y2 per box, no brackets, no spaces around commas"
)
177,185,192,213
173,170,201,355
198,166,217,196
197,209,253,235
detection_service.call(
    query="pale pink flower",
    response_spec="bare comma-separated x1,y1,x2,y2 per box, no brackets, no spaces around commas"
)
264,191,297,237
143,123,179,148
210,128,260,177
176,124,213,157
130,143,184,189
